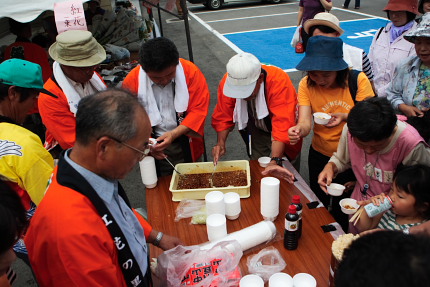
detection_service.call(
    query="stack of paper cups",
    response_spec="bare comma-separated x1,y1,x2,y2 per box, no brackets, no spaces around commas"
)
269,273,294,287
224,192,241,220
205,190,225,216
240,274,264,287
139,156,157,188
260,177,280,221
200,220,277,252
206,213,227,241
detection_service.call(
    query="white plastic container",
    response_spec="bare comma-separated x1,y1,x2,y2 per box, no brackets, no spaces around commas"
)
339,198,359,214
327,183,345,196
313,112,331,125
169,160,251,201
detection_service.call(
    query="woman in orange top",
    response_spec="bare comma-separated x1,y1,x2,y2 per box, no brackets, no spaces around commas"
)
288,36,374,230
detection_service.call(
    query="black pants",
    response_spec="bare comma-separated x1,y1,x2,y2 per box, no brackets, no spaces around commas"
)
300,28,310,52
308,146,355,231
343,0,360,8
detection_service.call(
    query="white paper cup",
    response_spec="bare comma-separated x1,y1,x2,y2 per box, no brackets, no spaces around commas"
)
327,183,346,196
313,112,331,125
260,177,280,221
224,192,241,220
269,273,293,287
293,273,316,287
139,156,157,188
339,198,360,214
258,156,271,168
240,274,264,287
205,190,225,216
206,213,227,241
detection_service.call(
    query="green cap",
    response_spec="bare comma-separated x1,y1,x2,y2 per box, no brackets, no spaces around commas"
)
0,59,57,98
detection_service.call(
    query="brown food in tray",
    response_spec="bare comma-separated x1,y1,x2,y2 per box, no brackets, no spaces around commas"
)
177,170,247,189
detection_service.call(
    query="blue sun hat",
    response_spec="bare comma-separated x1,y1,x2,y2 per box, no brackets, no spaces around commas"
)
295,36,349,71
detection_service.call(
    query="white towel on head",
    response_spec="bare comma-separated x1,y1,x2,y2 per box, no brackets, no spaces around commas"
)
233,83,269,130
52,61,106,115
136,62,189,127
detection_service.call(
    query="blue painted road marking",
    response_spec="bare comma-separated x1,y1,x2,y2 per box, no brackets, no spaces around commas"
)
224,18,389,71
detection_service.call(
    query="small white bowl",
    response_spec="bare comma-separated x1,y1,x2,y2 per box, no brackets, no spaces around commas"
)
293,273,316,287
258,156,271,168
327,183,346,196
339,198,360,214
313,112,331,125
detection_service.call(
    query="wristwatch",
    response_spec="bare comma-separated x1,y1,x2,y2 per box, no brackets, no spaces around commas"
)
271,157,284,167
153,231,164,246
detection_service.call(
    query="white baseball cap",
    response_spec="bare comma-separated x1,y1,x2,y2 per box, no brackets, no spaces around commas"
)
223,53,262,99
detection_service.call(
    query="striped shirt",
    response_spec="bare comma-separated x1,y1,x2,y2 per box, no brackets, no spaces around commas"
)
377,209,425,231
362,51,374,81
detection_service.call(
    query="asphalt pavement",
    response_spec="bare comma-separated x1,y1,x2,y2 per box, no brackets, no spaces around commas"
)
12,0,389,285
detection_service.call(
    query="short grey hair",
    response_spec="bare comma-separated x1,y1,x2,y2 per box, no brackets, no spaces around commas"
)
75,89,147,145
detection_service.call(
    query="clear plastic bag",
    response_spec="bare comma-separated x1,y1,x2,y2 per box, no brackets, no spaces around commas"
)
290,26,301,48
247,246,287,282
154,240,243,287
175,199,206,224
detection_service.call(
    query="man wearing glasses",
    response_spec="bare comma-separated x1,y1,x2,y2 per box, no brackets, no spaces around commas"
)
26,89,182,286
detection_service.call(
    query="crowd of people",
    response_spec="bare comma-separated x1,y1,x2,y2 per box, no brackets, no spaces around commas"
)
1,0,430,285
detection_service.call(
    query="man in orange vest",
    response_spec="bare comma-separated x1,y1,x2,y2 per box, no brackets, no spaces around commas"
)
26,89,182,286
122,37,210,175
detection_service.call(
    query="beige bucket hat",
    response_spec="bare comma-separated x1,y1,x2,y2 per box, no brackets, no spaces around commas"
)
304,12,345,35
49,30,106,67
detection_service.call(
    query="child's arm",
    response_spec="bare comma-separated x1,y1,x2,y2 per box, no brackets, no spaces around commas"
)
356,194,387,232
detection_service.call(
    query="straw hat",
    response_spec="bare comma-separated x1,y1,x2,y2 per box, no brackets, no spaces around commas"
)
49,30,106,67
404,12,430,42
296,36,348,72
383,0,419,15
303,12,344,35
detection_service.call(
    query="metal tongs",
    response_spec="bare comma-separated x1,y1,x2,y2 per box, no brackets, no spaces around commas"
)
164,156,184,177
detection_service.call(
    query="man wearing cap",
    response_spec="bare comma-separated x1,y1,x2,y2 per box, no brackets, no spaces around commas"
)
122,37,209,175
26,89,182,287
0,59,54,264
212,53,301,173
38,30,107,155
304,12,374,86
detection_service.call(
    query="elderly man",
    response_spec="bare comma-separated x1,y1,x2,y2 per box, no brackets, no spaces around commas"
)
26,89,182,286
122,37,210,175
212,52,301,173
39,30,107,155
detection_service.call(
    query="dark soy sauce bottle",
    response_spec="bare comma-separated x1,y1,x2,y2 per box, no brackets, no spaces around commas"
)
292,195,303,238
284,205,299,250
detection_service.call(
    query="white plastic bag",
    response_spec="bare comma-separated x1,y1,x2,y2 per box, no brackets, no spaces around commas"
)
247,246,287,282
290,26,301,48
174,199,206,223
155,240,243,287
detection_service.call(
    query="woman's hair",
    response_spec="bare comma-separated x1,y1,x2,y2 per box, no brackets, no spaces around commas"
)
0,181,27,254
419,0,430,14
306,68,349,89
394,165,430,219
309,25,337,36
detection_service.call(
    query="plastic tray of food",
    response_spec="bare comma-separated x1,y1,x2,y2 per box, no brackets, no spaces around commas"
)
169,160,251,201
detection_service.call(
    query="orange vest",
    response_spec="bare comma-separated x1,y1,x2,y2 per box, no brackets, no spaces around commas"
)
122,59,210,161
25,165,152,287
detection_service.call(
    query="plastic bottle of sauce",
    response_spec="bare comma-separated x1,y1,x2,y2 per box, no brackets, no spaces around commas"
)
284,205,299,250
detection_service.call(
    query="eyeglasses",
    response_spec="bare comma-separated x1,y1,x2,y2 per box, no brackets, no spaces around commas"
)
108,136,150,161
